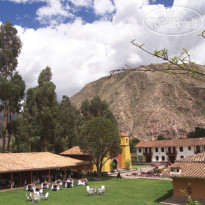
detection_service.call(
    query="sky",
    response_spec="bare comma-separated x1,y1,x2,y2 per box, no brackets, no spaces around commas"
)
0,0,204,101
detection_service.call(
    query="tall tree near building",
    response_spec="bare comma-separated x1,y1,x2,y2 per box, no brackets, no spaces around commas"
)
0,74,25,152
0,21,22,77
79,117,121,178
0,21,23,152
14,67,58,152
36,67,58,151
56,95,81,153
80,96,117,125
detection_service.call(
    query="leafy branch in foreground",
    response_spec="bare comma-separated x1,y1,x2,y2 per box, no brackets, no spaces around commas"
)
181,190,201,205
198,30,205,39
109,31,205,77
130,40,205,76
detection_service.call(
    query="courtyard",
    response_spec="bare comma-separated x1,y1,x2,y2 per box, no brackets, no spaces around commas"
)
0,177,172,205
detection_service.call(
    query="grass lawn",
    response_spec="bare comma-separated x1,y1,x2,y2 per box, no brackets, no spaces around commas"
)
132,164,151,169
0,177,172,205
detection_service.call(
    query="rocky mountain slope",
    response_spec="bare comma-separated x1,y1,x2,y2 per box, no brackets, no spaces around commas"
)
71,63,205,140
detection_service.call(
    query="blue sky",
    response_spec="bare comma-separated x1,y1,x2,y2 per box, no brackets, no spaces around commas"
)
0,0,174,29
0,0,204,100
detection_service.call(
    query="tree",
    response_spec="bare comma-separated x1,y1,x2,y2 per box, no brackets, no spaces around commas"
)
0,21,22,77
0,73,25,152
80,96,117,125
187,127,205,138
157,134,166,140
14,67,59,152
57,95,81,153
79,117,121,178
0,21,23,153
130,138,140,153
136,155,146,164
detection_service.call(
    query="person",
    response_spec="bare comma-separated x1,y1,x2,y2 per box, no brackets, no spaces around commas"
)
117,171,121,178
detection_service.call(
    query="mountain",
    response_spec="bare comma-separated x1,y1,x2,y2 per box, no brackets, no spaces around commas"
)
71,63,205,140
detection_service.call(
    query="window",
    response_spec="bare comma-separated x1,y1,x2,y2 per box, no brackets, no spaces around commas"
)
155,147,158,152
156,156,159,161
188,146,191,150
162,156,165,161
138,148,141,153
180,147,183,152
196,146,200,152
161,147,164,152
180,156,184,159
171,168,181,173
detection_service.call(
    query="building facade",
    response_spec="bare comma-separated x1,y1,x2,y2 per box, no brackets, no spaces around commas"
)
60,133,132,172
136,138,205,163
162,152,205,200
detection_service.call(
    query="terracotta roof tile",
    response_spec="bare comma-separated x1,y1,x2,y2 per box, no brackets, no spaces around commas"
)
161,152,205,179
60,146,90,156
136,138,205,148
119,133,128,137
0,152,91,173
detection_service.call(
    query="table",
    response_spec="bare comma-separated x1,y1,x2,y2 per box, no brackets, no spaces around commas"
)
90,187,101,195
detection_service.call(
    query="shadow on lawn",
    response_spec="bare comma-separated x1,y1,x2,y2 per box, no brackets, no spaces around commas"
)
153,189,173,203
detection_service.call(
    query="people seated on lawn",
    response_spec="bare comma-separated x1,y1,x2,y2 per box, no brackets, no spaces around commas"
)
51,184,60,191
77,178,88,186
55,179,62,185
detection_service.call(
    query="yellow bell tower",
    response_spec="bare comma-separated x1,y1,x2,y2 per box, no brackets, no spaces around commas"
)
120,133,132,169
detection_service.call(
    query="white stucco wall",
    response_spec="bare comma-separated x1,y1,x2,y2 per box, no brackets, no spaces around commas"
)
136,145,205,162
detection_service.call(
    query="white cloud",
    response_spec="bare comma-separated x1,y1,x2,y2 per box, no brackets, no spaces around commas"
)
36,0,74,25
93,0,115,15
69,0,92,7
12,0,205,101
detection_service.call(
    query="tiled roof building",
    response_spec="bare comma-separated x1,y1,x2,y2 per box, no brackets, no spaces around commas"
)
0,152,91,190
161,152,205,199
60,133,132,172
136,138,205,163
60,146,90,156
162,152,205,178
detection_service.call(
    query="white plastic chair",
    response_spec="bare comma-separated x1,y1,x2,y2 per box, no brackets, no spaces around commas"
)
41,192,49,200
32,194,41,203
78,180,85,186
86,186,94,196
101,185,105,194
52,184,60,191
25,193,32,202
41,182,49,189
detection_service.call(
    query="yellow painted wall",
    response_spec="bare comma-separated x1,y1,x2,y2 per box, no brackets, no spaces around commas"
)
120,136,132,169
93,157,112,172
93,133,132,172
